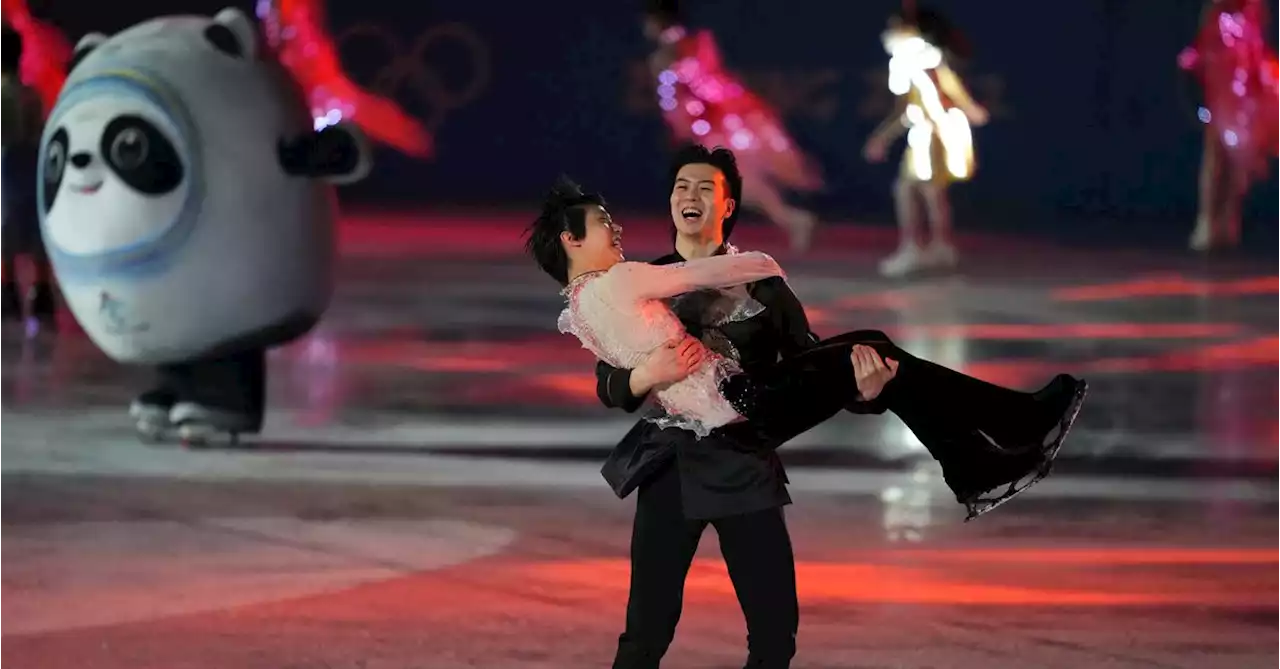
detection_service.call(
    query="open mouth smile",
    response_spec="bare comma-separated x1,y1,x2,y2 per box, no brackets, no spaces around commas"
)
71,181,104,195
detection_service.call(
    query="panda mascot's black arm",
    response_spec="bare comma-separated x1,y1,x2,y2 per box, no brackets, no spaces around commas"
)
278,124,373,185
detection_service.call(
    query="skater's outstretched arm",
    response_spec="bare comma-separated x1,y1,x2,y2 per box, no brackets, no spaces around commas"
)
613,252,783,301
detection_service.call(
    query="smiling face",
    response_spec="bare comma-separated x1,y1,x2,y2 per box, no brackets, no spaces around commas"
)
562,204,623,273
670,162,735,238
41,86,189,257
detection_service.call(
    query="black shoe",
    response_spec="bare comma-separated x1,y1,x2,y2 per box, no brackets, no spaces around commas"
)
958,378,1089,521
28,282,56,326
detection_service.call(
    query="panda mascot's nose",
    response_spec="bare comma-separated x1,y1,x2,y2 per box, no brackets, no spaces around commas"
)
70,152,94,169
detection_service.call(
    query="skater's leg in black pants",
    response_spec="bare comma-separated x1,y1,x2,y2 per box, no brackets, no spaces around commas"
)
720,330,1077,500
869,344,1053,448
614,463,707,669
714,508,798,669
724,330,1064,450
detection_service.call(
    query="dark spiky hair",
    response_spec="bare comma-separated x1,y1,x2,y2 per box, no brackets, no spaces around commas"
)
668,144,743,240
524,175,607,285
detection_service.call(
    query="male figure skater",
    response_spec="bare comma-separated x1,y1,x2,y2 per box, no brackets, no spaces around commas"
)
575,144,1085,669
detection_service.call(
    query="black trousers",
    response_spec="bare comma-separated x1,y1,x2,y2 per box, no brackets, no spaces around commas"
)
721,330,1064,500
154,348,268,432
614,462,797,669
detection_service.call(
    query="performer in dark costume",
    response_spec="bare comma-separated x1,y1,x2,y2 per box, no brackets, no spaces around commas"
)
1,19,59,326
576,144,1087,669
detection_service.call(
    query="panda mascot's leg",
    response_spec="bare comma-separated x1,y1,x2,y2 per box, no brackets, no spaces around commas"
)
168,349,267,445
131,349,266,444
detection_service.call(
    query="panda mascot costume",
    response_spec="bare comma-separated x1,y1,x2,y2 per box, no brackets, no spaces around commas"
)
38,7,375,443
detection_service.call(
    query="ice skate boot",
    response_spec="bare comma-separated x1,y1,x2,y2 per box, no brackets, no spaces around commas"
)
959,376,1089,521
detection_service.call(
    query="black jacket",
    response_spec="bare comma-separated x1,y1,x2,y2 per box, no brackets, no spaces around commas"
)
594,247,819,520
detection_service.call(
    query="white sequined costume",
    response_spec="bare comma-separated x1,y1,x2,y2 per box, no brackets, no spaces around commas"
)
558,251,783,437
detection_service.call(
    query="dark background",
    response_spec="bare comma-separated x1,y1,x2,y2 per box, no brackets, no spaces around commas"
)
31,0,1280,249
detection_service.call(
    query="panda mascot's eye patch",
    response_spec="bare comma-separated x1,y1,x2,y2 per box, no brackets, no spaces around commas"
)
43,127,70,212
204,24,244,57
100,115,185,195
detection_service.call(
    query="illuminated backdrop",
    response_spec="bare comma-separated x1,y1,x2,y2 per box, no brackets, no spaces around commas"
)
34,0,1280,244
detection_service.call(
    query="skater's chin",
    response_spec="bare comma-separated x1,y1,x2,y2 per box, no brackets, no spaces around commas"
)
673,219,707,236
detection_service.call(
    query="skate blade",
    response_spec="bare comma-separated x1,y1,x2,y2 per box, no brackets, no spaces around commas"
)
963,471,1047,522
1041,379,1088,465
964,381,1089,522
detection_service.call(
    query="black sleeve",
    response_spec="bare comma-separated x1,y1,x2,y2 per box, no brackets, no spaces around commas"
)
757,277,819,360
596,359,648,413
757,277,889,414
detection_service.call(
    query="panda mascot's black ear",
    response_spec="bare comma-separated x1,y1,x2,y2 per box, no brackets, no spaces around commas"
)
277,123,373,185
208,8,259,60
68,33,107,74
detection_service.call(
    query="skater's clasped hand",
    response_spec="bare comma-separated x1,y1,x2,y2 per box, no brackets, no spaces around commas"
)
637,336,706,390
851,345,898,401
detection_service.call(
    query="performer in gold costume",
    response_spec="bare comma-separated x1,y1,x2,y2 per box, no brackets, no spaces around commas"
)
863,6,988,277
